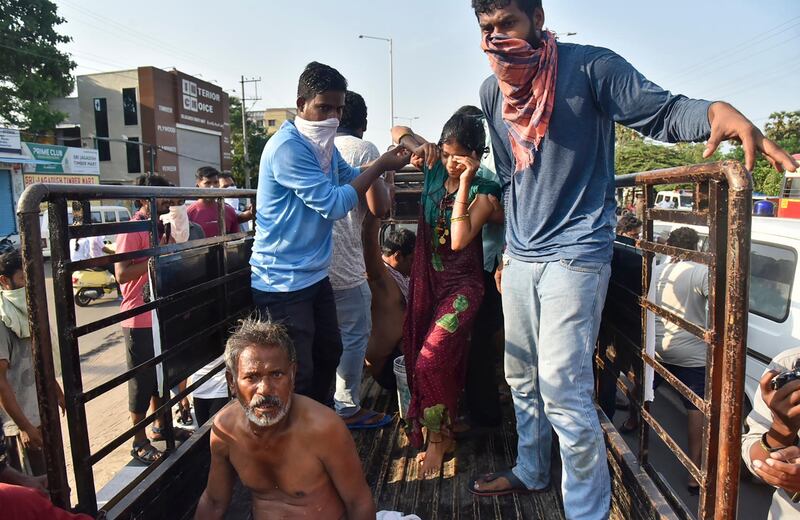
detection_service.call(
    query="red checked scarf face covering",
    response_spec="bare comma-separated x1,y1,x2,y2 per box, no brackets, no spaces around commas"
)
482,30,558,173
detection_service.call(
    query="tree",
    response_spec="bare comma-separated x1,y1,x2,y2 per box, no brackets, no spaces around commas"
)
229,96,270,188
0,0,75,132
724,111,799,195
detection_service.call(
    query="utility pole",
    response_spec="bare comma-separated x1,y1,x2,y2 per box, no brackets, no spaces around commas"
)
239,75,262,189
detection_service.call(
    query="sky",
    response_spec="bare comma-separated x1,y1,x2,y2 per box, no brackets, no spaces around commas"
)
52,0,799,152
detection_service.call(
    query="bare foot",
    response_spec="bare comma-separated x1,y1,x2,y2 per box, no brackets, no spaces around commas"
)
417,431,453,478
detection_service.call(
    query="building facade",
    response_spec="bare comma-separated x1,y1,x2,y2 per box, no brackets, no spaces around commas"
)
263,107,296,135
77,67,231,186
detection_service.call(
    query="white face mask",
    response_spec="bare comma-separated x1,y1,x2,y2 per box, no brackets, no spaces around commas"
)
0,286,29,339
224,185,240,210
159,205,190,243
294,115,339,174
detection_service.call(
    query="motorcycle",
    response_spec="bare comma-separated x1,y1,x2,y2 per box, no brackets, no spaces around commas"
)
72,269,119,307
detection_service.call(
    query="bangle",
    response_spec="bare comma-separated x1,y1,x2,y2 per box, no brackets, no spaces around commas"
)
761,432,793,453
454,201,469,206
450,214,470,223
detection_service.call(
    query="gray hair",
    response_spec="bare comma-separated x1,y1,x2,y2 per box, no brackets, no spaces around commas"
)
224,317,296,379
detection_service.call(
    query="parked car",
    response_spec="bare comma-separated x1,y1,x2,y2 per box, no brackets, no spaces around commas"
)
41,205,132,258
653,217,800,413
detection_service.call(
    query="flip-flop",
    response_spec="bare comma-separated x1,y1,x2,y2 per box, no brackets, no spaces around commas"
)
345,409,394,430
468,469,549,497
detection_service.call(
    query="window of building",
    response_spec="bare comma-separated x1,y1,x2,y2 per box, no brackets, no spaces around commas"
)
268,119,277,127
93,98,110,161
749,242,796,322
122,88,138,126
126,137,141,174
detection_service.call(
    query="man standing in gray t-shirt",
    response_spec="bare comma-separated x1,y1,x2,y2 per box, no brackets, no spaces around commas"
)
0,249,65,476
330,91,393,429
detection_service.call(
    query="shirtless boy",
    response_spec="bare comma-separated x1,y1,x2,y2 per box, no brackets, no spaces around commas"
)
361,213,415,390
194,318,375,520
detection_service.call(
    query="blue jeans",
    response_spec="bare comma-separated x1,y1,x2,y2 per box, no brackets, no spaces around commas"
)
333,282,372,418
502,257,611,520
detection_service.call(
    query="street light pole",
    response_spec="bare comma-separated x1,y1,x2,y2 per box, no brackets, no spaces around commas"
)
358,34,394,131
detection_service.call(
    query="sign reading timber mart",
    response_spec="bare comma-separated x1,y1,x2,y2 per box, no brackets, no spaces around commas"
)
21,142,100,186
175,71,225,133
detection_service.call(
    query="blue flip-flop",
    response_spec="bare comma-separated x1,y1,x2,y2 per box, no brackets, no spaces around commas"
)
345,409,394,430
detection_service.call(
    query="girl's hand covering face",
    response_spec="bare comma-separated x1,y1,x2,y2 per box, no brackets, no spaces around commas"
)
453,155,480,181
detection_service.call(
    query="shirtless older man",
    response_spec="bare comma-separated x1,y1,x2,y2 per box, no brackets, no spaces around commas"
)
194,318,375,520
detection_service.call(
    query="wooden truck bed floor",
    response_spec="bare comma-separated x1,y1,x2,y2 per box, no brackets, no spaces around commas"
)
225,376,566,519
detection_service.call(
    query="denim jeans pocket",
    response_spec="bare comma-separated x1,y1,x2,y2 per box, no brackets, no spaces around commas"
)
558,258,604,274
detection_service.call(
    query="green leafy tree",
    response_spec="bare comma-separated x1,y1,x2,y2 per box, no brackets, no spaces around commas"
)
614,123,722,191
229,96,270,188
0,0,75,132
724,111,799,195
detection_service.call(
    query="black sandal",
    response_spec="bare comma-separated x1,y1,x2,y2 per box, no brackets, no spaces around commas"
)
131,440,163,464
177,403,194,426
150,425,192,442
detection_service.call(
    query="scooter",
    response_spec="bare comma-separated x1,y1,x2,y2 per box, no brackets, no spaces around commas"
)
72,269,119,307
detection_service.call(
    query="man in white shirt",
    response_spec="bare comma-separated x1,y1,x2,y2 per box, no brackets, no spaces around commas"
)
330,91,393,429
651,226,708,494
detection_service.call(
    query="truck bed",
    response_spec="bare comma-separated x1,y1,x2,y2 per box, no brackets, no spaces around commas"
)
224,376,566,519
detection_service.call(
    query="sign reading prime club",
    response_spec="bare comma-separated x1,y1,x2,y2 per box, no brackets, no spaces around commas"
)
21,143,100,186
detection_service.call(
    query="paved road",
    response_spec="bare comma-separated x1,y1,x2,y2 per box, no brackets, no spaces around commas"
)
611,385,774,518
42,261,174,505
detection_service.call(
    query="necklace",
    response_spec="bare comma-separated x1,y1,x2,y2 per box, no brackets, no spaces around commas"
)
434,184,457,246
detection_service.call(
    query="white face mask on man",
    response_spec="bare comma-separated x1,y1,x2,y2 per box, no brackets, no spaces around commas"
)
0,286,29,339
293,115,339,174
159,204,190,243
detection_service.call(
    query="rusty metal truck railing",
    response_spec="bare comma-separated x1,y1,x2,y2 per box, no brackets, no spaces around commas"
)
16,183,256,516
598,161,751,520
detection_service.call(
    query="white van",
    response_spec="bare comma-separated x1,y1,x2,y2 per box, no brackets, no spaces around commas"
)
654,190,695,211
653,217,800,412
41,205,132,258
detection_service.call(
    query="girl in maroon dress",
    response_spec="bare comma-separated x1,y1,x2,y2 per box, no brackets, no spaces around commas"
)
392,108,503,476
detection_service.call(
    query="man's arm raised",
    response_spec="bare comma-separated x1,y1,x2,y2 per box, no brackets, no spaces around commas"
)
320,418,376,520
194,425,235,520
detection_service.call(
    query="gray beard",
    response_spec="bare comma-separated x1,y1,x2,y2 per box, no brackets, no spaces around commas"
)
242,394,292,427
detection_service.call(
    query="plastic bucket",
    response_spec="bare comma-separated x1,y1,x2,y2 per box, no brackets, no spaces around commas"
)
393,355,411,419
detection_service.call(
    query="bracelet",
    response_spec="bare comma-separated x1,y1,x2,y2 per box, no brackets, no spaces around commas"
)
760,432,791,453
454,201,469,206
450,214,470,223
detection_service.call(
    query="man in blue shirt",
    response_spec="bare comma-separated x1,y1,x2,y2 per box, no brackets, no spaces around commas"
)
251,62,409,404
467,1,799,518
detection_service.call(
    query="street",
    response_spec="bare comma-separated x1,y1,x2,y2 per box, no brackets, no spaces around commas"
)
43,260,183,506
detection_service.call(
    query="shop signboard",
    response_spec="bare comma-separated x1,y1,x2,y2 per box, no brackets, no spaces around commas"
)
20,142,100,186
0,128,21,155
174,71,226,133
